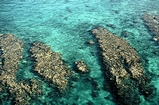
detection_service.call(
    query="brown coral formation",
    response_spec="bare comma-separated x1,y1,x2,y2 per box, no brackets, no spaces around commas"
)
0,34,42,105
142,13,159,42
91,27,156,105
75,60,90,73
30,42,72,91
0,34,23,71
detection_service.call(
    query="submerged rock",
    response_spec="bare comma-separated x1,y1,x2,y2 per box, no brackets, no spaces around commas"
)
142,13,159,42
75,60,90,73
91,27,156,105
88,40,95,44
30,42,72,91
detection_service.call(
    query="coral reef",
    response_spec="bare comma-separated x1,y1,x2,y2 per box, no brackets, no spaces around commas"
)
91,27,156,105
0,34,23,71
142,13,159,42
30,42,72,91
0,34,42,105
75,60,90,73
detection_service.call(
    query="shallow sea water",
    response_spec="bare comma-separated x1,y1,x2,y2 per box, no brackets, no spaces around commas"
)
0,0,159,105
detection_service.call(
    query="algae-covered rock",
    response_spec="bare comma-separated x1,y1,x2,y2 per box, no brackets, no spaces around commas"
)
30,42,72,91
91,27,156,105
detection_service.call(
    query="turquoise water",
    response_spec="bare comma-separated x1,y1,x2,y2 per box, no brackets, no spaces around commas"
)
0,0,159,105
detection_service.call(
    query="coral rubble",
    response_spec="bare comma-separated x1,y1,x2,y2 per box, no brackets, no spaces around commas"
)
75,60,90,73
142,13,159,42
0,34,42,105
30,42,72,91
91,27,156,105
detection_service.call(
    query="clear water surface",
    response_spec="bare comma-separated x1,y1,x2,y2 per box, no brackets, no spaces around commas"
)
0,0,159,105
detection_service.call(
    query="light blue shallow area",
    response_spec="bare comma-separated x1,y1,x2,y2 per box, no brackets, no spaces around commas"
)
0,0,159,105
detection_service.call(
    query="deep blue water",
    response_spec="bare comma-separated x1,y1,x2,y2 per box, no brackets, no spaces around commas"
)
0,0,159,105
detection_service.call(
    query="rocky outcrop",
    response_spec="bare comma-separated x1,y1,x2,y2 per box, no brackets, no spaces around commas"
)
0,34,42,105
142,13,159,42
30,42,72,91
91,27,156,105
75,60,90,73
